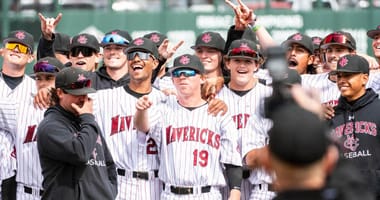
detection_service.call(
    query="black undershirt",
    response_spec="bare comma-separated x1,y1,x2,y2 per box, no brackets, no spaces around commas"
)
2,73,24,90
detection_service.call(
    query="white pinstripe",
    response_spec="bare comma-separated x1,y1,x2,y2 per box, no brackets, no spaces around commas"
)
92,86,166,200
217,84,274,200
147,95,241,199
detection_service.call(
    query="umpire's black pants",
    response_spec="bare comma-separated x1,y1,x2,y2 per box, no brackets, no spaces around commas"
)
1,175,16,200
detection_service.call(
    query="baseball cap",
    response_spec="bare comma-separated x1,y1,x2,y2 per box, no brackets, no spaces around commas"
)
70,33,100,52
311,36,323,51
53,32,70,53
55,67,96,95
143,32,167,48
3,30,34,53
320,31,356,50
32,57,65,77
191,31,225,52
367,25,380,39
169,54,204,74
105,29,132,43
269,104,330,166
329,54,369,75
282,33,313,53
226,39,259,60
125,37,159,59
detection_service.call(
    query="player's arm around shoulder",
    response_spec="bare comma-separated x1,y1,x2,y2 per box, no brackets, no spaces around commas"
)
134,95,153,133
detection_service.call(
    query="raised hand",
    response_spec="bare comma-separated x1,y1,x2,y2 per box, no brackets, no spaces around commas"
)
158,39,184,60
38,12,62,40
225,0,254,30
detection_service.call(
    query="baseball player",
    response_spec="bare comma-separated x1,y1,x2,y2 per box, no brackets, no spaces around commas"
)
0,57,64,200
92,37,166,200
0,30,36,200
217,39,274,200
134,54,242,200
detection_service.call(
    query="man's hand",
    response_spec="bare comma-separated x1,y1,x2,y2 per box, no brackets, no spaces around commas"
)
72,97,93,115
136,95,153,111
290,84,325,119
33,88,52,109
158,39,184,60
228,189,241,200
208,98,228,116
38,12,62,41
322,104,335,120
225,0,253,30
201,76,225,101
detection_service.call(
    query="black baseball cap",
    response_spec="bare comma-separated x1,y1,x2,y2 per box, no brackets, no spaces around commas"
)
70,33,100,52
227,39,260,60
282,33,313,53
125,37,159,59
3,30,34,53
311,36,323,51
143,32,167,48
169,54,204,74
55,67,96,95
32,57,65,77
320,31,356,50
105,29,132,43
269,104,330,166
367,25,380,39
191,31,225,52
53,32,70,53
329,54,369,75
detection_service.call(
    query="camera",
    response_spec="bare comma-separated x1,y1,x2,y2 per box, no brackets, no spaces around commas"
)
264,46,295,119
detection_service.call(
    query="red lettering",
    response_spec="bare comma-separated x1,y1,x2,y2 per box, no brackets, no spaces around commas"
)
110,115,119,135
189,127,196,141
166,126,172,145
124,116,133,131
183,127,190,141
119,116,126,132
214,134,220,149
207,130,215,147
23,125,37,143
200,129,207,143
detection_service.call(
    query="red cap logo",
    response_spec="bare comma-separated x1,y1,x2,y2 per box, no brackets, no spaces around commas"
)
150,34,160,43
292,33,303,41
377,25,380,30
240,43,250,49
312,37,322,45
179,55,190,65
111,31,118,35
77,35,88,44
339,57,348,67
202,33,212,43
77,74,87,81
15,31,26,40
134,38,144,46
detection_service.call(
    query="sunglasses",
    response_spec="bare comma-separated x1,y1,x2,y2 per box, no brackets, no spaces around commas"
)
171,68,197,78
321,33,352,47
70,47,95,57
33,62,60,74
101,34,129,46
5,42,30,54
127,51,152,60
228,47,258,59
63,79,92,90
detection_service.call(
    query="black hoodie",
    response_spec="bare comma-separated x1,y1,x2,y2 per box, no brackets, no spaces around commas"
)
37,105,117,200
92,65,130,90
329,88,380,198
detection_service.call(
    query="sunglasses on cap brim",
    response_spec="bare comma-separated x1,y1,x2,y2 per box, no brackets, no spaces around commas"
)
62,79,92,90
321,33,353,48
101,34,129,46
227,47,259,59
33,62,60,74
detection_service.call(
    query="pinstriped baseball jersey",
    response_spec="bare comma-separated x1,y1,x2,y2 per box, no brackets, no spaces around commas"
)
0,74,36,181
93,86,166,171
217,84,273,200
0,99,17,182
0,97,45,200
148,95,242,187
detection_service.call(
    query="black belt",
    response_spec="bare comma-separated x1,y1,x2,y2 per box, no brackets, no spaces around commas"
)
117,168,158,180
242,169,251,179
163,183,211,195
24,186,44,196
256,184,275,192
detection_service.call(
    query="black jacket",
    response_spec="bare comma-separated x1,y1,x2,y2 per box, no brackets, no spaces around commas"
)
329,88,380,198
91,65,130,90
37,105,117,200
